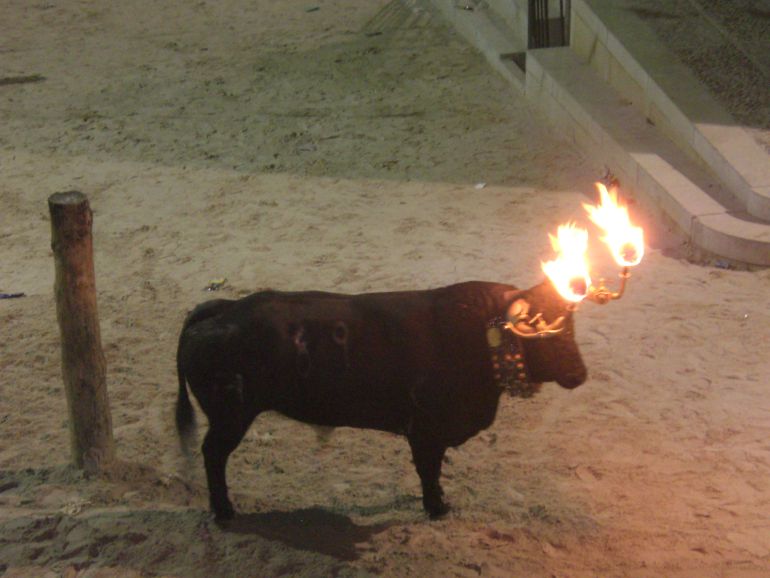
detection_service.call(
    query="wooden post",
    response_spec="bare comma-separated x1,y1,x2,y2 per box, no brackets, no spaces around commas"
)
49,191,114,473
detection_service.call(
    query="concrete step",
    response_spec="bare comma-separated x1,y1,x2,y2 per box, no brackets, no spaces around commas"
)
526,46,770,266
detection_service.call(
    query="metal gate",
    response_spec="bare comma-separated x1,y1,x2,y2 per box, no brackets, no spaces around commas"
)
528,0,570,48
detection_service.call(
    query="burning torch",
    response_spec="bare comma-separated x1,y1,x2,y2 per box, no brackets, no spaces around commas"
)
582,183,645,305
506,182,645,339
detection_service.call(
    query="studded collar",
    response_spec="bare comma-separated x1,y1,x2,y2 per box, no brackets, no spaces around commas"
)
486,317,540,398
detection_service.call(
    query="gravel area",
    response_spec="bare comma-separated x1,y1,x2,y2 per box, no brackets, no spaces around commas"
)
629,0,770,152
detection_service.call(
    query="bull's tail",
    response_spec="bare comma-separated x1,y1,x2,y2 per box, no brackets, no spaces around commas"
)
175,298,234,455
176,345,197,456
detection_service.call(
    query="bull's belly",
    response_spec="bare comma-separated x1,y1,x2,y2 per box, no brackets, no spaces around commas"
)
270,380,411,434
275,405,407,434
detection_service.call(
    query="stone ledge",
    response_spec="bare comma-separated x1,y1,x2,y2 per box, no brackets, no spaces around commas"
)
693,214,770,268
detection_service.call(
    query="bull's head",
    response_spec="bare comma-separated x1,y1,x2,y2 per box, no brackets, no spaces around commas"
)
505,281,587,389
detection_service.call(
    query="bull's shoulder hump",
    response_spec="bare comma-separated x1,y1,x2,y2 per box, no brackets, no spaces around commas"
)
438,281,521,312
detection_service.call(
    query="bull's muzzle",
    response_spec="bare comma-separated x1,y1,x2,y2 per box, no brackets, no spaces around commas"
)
556,367,587,389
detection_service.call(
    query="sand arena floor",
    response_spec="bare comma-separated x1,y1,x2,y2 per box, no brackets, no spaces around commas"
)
1,1,769,576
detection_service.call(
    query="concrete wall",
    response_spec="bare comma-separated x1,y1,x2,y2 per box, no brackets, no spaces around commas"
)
485,0,528,45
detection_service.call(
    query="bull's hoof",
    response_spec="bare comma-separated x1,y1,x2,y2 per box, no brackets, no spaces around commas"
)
425,499,451,520
212,501,235,522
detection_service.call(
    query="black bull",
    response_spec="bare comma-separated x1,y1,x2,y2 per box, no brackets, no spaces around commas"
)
176,280,587,520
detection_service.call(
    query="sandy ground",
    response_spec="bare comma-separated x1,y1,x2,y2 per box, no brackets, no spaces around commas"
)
1,1,769,576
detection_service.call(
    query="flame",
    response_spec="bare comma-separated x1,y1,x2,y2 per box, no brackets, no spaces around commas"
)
583,183,645,267
541,223,592,303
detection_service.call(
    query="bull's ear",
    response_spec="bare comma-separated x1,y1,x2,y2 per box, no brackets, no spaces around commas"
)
502,289,525,305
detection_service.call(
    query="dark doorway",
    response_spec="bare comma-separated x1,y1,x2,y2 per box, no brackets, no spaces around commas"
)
528,0,570,48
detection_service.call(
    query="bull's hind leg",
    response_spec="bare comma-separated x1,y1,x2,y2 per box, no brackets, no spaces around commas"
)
202,422,252,521
196,372,263,521
407,432,449,519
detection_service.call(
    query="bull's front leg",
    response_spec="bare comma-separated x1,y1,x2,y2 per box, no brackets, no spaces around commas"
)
407,432,449,519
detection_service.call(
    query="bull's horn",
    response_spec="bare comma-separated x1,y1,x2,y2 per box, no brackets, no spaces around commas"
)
538,315,567,335
507,320,538,337
506,314,567,339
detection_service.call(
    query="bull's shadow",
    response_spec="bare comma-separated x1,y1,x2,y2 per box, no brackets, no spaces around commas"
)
221,506,395,561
